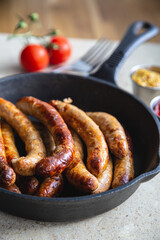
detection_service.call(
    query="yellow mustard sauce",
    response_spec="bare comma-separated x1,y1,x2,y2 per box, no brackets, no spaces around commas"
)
132,68,160,87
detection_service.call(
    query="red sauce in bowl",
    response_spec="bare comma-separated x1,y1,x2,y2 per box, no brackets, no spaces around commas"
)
153,101,160,117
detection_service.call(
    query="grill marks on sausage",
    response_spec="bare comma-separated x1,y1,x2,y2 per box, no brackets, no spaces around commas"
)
16,97,74,178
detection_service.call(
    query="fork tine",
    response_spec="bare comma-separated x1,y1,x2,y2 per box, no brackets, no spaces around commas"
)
84,41,112,64
88,42,116,66
82,40,109,63
81,38,107,61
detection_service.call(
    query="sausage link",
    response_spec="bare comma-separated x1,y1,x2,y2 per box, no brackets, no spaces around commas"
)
17,176,39,195
0,183,21,194
0,120,16,186
36,175,63,197
0,98,46,176
92,155,113,194
16,97,74,177
1,121,20,165
33,122,63,197
65,128,99,192
87,112,128,159
33,121,56,156
1,120,40,194
49,100,109,178
112,131,134,188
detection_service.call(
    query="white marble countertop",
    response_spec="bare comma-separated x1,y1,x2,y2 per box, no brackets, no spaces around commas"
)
0,34,159,240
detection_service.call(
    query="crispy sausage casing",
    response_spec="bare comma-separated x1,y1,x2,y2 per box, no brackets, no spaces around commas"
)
33,122,63,197
87,112,128,159
36,175,63,198
1,121,20,165
112,131,134,188
16,97,74,178
0,120,16,186
17,176,39,195
0,98,46,176
0,183,21,194
50,100,109,178
65,128,99,192
92,155,113,194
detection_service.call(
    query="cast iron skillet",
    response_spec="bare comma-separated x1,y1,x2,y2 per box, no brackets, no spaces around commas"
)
0,21,159,222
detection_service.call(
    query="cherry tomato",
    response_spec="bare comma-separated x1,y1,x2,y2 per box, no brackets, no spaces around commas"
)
20,44,49,72
48,36,71,65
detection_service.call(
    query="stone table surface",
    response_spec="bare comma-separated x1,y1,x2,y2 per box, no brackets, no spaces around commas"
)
0,34,159,240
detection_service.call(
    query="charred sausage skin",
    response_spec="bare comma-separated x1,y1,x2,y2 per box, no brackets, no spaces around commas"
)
16,97,74,178
0,98,46,176
49,100,109,178
36,175,63,197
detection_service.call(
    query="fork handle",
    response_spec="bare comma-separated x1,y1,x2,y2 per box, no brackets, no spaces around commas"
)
91,21,159,84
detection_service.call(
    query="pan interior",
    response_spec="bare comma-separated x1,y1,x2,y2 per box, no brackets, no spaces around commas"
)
0,73,159,183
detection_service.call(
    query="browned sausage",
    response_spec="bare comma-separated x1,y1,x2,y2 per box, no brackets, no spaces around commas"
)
87,112,128,159
1,120,40,194
0,183,21,194
16,97,74,178
17,176,39,195
33,122,63,197
49,100,109,178
0,120,16,186
65,128,99,192
33,121,56,156
0,98,46,176
1,121,20,165
92,155,113,194
112,131,134,188
36,175,63,197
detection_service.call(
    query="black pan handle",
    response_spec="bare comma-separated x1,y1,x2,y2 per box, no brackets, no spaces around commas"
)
91,21,159,84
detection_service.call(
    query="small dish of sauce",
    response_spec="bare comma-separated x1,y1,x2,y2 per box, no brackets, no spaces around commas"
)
130,65,160,106
150,95,160,120
132,68,160,87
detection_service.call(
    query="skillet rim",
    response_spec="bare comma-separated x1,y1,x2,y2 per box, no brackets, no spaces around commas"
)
0,72,159,202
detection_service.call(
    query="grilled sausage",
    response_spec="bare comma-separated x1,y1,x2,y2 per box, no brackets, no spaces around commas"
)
112,131,134,188
0,98,46,176
65,128,99,192
16,97,74,178
1,121,20,165
1,120,40,194
0,183,21,194
33,121,56,156
0,120,16,186
92,155,113,194
87,112,128,159
33,122,63,197
36,175,63,197
17,176,39,195
49,100,109,178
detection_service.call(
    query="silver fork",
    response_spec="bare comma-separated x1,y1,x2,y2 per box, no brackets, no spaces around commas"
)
52,38,117,75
